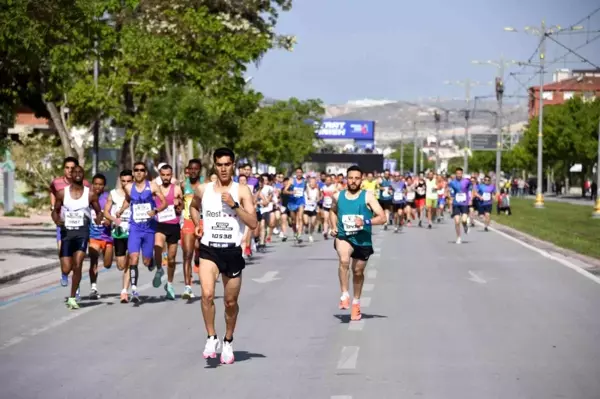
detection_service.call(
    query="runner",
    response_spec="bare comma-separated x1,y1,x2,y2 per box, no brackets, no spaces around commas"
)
303,177,321,243
116,162,168,303
50,156,90,290
154,164,186,299
103,170,133,303
88,173,113,299
330,165,386,321
475,175,496,232
321,175,336,239
284,167,306,243
448,167,473,244
257,173,274,251
189,147,258,365
277,176,290,242
390,172,407,232
51,165,102,309
181,159,202,281
378,170,393,230
404,175,417,227
414,176,427,227
424,170,438,229
436,175,448,222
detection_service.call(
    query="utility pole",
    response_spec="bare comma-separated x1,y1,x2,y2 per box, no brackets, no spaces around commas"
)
434,110,441,173
504,21,584,208
412,121,418,174
593,117,600,218
420,137,424,173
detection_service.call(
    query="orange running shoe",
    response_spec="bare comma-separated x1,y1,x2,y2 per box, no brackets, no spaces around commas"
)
351,303,362,321
120,292,129,303
339,296,350,310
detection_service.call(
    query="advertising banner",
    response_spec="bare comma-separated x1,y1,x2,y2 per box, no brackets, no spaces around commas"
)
315,119,375,140
354,140,375,150
383,158,397,173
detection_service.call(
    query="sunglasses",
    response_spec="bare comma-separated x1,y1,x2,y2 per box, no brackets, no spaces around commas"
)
134,168,145,172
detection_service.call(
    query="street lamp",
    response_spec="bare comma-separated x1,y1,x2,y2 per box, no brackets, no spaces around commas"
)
471,57,517,187
504,21,583,208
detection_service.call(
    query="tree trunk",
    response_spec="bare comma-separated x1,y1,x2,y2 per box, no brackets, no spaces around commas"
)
44,101,74,158
164,137,172,165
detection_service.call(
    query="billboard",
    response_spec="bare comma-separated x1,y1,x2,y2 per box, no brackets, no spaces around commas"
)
315,119,375,140
471,134,500,151
307,153,384,173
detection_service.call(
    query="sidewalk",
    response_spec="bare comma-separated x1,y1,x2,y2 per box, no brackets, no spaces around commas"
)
524,194,596,207
0,214,59,284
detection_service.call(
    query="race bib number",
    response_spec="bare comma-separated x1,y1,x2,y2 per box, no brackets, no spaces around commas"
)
406,192,416,201
260,204,273,214
381,187,391,197
209,221,235,244
157,205,176,222
482,192,492,201
437,189,445,196
393,192,404,201
417,187,425,196
133,203,152,222
90,210,99,226
305,201,317,212
455,193,467,203
293,187,304,198
65,211,84,228
342,214,363,234
323,197,333,207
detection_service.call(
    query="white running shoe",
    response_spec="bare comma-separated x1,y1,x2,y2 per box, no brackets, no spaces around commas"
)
220,341,235,364
456,237,462,244
203,336,220,359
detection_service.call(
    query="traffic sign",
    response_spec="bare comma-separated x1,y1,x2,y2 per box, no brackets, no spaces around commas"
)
471,134,500,151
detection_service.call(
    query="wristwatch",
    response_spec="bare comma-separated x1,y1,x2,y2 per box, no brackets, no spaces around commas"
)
231,202,240,209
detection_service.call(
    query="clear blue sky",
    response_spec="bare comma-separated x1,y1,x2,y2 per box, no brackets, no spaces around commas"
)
247,0,600,104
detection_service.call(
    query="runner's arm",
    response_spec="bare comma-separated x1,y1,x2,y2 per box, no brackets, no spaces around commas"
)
51,190,64,226
116,184,131,216
365,191,387,226
150,181,168,212
189,184,204,229
237,185,258,230
283,182,294,196
174,185,183,213
329,192,339,230
89,191,103,224
103,193,117,223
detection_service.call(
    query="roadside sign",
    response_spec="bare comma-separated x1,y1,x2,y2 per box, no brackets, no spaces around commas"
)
471,134,500,151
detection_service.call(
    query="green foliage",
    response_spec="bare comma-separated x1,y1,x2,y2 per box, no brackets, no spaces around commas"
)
520,97,600,176
12,133,65,209
237,98,324,168
389,143,433,173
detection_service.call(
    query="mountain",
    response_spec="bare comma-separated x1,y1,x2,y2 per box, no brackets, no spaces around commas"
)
323,98,529,145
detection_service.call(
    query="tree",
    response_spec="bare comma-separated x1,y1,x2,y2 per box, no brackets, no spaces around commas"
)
236,98,325,169
389,143,433,174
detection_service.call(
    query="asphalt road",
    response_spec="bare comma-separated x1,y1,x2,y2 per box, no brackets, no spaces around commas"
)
1,219,600,399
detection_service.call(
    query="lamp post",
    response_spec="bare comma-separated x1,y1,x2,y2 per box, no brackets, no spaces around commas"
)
504,21,583,208
434,110,441,173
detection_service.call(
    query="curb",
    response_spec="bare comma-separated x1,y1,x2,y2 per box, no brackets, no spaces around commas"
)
0,261,59,286
489,221,600,273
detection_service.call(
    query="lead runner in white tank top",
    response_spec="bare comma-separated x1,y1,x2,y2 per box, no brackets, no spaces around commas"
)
200,182,245,248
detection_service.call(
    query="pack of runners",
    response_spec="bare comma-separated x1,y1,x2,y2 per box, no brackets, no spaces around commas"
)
50,152,497,364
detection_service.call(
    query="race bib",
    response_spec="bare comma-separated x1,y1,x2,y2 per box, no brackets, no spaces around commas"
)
133,203,152,223
342,214,363,234
65,211,84,229
406,192,416,201
260,203,273,214
90,210,99,226
381,187,391,197
305,201,317,212
293,187,304,198
455,193,467,203
431,187,438,194
417,187,425,195
393,192,404,201
157,205,176,222
437,189,445,196
323,196,333,207
482,192,492,201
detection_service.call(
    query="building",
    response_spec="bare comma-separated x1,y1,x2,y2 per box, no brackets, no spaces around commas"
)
528,69,600,118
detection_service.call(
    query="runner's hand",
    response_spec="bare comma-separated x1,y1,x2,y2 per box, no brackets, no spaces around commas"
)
330,227,338,237
101,218,111,227
147,210,156,217
221,192,235,208
115,217,121,226
194,224,203,237
355,217,364,227
94,215,103,226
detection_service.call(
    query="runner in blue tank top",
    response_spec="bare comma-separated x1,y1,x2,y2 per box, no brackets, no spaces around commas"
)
283,167,307,243
116,161,168,303
330,165,387,322
475,175,496,232
447,167,474,244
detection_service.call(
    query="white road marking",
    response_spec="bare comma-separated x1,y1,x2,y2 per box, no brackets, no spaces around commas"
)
366,270,378,279
331,396,352,399
486,224,600,286
362,283,375,292
360,297,372,308
337,346,360,369
348,320,365,331
467,270,487,284
1,269,181,351
251,271,280,283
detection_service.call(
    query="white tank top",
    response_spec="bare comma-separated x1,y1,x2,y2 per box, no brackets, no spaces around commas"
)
200,182,245,248
110,189,131,231
304,187,319,212
62,186,91,231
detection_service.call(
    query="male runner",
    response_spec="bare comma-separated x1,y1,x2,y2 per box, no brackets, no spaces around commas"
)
303,177,321,242
414,176,427,227
424,170,438,229
448,167,473,244
154,164,185,299
257,173,274,251
321,175,336,239
181,159,203,277
50,157,90,289
390,172,407,232
103,170,133,303
190,147,258,365
330,165,386,321
475,175,496,232
284,167,306,243
378,170,393,230
88,173,113,299
117,161,167,303
51,166,102,309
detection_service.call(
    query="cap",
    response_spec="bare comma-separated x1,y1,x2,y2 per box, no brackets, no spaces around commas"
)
157,162,167,170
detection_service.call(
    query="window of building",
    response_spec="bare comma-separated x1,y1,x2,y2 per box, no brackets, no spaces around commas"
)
542,91,554,100
563,91,575,100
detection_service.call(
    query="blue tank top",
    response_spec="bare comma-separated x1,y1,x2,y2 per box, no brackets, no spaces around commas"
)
129,181,157,231
290,179,306,204
390,181,406,204
336,190,372,246
379,178,392,200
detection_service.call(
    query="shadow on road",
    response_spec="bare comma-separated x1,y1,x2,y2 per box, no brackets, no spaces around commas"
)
2,248,57,258
333,313,387,324
204,351,266,369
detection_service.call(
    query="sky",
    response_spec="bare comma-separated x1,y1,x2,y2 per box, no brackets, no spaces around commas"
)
247,0,600,105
